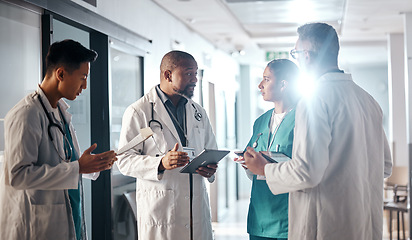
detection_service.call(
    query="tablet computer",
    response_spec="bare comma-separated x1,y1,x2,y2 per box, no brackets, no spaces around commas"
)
260,151,291,163
180,149,230,174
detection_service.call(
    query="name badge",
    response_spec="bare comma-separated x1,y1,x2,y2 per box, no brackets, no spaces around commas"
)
182,147,196,162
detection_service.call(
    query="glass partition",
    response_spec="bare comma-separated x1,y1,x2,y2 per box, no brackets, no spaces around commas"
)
0,0,41,167
108,39,143,240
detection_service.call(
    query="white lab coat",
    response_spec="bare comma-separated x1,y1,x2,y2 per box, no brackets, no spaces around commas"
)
116,86,217,240
0,88,95,240
264,73,392,240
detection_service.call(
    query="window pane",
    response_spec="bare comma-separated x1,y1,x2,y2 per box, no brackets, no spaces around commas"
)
0,1,41,163
109,43,143,240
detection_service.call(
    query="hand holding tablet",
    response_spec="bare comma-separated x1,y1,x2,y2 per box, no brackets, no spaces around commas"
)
179,149,230,174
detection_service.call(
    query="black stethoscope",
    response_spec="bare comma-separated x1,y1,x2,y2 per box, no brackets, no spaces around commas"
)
38,94,72,162
148,102,203,130
149,102,163,130
192,104,202,121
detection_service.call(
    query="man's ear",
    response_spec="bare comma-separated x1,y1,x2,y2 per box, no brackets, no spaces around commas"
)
163,70,172,82
55,67,65,81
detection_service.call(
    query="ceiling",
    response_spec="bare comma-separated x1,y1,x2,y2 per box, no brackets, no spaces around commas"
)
151,0,412,66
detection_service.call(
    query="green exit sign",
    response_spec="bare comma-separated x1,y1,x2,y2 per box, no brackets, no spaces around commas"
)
265,51,289,61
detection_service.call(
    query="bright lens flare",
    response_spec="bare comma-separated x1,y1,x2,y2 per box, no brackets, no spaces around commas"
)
297,74,317,99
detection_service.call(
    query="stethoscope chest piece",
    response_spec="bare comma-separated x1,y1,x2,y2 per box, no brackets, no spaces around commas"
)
192,104,202,121
194,112,202,121
253,133,263,148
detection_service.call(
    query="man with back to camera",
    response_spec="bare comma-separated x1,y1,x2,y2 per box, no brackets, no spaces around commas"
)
243,22,392,239
116,50,218,240
0,39,117,240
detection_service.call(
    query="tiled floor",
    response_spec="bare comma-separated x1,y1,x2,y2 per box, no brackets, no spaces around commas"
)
212,198,409,240
213,198,249,240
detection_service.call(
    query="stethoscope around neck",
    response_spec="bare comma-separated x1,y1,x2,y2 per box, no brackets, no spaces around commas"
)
148,101,203,130
252,133,263,148
37,94,72,162
252,108,292,149
148,101,203,154
149,102,163,130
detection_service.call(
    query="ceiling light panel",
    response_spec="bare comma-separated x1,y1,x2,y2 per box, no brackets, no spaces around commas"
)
225,0,346,24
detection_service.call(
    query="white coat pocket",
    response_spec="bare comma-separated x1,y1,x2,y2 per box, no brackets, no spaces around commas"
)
136,189,175,226
190,127,205,152
30,203,70,239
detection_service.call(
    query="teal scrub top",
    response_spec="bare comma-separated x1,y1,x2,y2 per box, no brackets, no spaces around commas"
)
63,122,82,240
246,108,295,239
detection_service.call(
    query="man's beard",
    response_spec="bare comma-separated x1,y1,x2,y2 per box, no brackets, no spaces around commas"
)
173,85,194,99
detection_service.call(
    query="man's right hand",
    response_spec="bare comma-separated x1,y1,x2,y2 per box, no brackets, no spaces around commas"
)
158,143,189,171
78,143,117,174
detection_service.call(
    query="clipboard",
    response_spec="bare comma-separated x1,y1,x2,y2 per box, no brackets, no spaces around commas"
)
260,151,291,163
116,127,154,155
180,149,230,174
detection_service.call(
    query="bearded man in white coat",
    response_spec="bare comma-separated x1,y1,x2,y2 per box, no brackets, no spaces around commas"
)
116,50,218,240
244,22,392,239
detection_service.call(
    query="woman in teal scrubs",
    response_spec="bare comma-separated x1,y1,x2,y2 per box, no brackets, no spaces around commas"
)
239,59,300,240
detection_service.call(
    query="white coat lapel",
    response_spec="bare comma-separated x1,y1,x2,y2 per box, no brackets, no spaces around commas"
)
186,100,196,141
149,88,182,146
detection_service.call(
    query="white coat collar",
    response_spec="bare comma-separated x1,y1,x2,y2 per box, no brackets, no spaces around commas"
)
36,86,72,123
147,86,201,148
147,86,182,146
318,72,353,82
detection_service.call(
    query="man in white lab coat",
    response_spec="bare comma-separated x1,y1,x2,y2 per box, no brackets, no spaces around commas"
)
0,40,117,240
116,50,218,240
244,23,392,239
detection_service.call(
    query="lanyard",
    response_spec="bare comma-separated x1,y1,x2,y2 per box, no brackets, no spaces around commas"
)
267,109,292,151
164,104,188,147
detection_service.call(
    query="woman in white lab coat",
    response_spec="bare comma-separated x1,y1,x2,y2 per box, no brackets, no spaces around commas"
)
116,51,217,240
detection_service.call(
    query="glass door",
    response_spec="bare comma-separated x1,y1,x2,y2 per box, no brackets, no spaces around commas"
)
108,38,144,240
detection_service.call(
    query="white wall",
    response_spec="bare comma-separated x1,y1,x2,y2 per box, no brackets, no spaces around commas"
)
80,0,239,102
344,63,390,136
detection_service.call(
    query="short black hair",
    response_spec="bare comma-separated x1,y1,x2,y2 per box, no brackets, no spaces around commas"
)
297,22,339,65
45,39,97,76
160,50,196,72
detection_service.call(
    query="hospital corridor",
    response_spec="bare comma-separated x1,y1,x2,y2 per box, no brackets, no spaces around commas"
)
1,0,412,239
